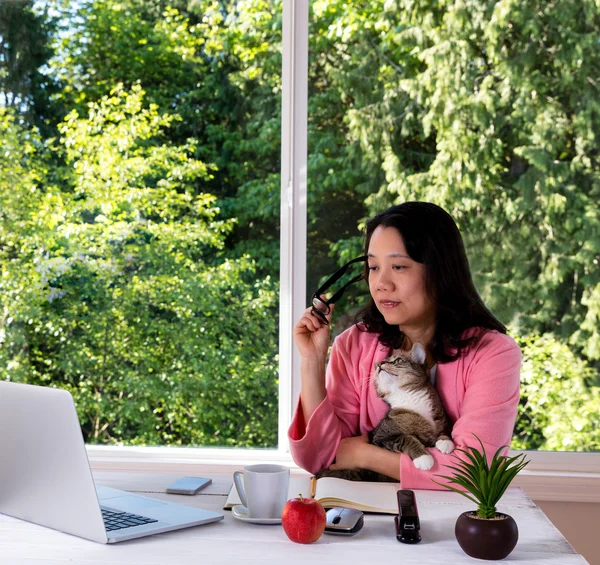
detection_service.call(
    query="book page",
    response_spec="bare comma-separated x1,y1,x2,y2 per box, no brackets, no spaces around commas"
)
315,478,399,513
224,476,312,509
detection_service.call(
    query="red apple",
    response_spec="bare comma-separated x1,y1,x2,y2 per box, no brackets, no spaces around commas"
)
281,494,326,544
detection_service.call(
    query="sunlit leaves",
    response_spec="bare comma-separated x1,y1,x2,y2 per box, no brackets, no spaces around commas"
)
513,335,599,451
0,84,279,447
2,0,599,451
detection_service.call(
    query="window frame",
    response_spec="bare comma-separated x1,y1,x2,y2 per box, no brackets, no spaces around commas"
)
86,0,600,503
277,0,309,455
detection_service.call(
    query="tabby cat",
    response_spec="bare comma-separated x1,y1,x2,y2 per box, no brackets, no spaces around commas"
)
316,343,454,482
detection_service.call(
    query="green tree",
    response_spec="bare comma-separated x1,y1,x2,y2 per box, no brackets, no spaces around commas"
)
513,335,599,451
50,0,285,275
0,86,279,446
334,0,600,360
0,0,61,135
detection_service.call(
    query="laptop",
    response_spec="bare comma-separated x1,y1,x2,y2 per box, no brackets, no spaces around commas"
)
0,381,224,543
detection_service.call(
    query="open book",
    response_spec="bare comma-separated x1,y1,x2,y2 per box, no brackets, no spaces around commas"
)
224,476,400,514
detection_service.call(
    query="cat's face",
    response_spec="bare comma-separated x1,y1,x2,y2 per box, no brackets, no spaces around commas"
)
374,345,428,400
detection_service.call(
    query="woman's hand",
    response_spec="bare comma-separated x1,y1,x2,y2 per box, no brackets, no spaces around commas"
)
329,434,370,470
295,298,334,423
293,300,334,361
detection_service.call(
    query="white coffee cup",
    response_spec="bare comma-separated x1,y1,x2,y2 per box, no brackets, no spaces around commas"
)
233,464,290,519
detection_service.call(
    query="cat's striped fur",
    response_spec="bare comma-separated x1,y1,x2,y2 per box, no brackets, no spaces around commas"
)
316,343,454,482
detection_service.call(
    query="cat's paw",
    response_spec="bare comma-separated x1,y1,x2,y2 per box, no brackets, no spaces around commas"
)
436,439,454,454
412,454,434,470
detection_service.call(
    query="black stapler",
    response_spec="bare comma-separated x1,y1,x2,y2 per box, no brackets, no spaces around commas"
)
394,489,421,544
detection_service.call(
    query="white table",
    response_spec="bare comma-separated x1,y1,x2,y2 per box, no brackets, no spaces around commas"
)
0,470,588,564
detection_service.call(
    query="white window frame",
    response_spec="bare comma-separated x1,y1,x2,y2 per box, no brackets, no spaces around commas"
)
86,0,600,503
87,0,307,467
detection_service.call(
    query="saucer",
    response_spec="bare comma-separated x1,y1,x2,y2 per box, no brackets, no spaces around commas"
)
231,505,282,525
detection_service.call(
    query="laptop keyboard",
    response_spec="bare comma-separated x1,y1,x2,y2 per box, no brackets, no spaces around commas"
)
101,507,159,532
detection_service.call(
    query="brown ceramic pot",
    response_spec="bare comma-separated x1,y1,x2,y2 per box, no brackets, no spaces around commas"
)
455,511,518,560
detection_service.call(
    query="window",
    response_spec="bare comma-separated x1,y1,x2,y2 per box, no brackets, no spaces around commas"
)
305,1,599,460
2,1,598,492
1,0,282,449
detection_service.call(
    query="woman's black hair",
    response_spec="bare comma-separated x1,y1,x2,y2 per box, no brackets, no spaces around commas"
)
358,201,506,363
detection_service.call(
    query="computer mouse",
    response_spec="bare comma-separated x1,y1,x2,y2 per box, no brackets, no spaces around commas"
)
323,507,364,536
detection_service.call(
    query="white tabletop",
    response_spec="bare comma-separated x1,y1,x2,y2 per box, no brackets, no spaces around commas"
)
0,470,588,564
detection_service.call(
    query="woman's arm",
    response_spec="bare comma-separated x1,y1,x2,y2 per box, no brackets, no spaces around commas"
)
329,434,401,480
299,356,327,423
289,325,363,475
365,446,401,480
292,303,331,423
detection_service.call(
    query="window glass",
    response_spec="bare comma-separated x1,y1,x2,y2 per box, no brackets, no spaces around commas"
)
307,0,599,452
0,0,281,448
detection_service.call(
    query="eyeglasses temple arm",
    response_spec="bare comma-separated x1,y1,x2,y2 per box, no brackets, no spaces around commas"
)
314,255,368,296
325,273,365,305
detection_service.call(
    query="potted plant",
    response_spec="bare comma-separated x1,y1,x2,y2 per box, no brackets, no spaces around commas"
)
433,435,529,560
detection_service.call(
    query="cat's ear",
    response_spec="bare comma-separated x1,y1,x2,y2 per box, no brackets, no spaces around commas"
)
409,343,427,365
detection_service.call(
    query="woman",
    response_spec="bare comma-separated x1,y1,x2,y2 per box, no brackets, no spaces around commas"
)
288,202,521,489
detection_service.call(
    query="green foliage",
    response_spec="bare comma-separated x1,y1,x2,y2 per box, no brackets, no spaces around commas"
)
513,334,600,452
434,435,529,519
0,86,279,446
0,0,61,134
1,0,599,450
334,0,600,360
0,107,43,234
51,0,284,277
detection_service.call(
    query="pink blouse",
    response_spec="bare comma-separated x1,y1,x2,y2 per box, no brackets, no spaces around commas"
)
288,325,521,490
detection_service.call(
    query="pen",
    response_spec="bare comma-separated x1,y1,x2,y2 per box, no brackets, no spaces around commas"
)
310,476,317,499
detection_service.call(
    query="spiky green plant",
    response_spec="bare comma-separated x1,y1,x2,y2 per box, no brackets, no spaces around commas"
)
433,435,529,519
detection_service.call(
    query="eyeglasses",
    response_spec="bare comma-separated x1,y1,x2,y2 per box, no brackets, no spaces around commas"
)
311,255,368,325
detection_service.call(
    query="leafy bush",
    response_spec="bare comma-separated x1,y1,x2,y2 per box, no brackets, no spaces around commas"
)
513,334,599,451
0,87,279,447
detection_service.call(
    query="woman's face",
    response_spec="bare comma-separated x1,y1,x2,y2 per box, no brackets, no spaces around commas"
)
367,226,435,329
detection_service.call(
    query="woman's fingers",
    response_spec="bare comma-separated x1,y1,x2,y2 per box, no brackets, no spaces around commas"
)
293,305,332,359
324,302,334,324
295,308,322,334
301,314,319,333
294,302,335,337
